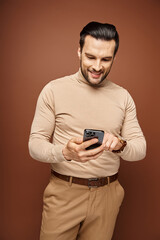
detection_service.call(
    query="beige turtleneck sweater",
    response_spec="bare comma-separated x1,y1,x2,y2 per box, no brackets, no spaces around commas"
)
28,70,146,178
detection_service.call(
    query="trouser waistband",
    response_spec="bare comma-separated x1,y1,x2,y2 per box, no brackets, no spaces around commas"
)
51,169,118,188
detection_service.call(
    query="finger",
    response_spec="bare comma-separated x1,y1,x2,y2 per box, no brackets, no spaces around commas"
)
71,137,83,144
105,135,114,150
80,151,104,163
81,138,99,150
83,143,104,156
102,132,110,144
75,143,104,162
67,137,83,152
109,137,119,151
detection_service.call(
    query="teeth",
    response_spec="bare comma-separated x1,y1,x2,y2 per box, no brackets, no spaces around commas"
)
92,73,101,76
92,72,101,75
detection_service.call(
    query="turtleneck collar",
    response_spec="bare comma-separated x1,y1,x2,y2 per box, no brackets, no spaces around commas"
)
75,68,109,88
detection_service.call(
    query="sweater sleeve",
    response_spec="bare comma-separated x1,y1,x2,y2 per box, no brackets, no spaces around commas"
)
117,91,146,161
28,83,66,163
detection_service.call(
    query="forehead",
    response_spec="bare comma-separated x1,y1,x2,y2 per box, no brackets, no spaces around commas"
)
82,35,116,57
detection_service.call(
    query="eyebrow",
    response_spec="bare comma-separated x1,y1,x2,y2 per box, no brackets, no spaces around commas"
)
85,53,113,60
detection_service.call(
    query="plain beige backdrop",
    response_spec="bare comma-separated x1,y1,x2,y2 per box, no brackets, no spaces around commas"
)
1,0,160,239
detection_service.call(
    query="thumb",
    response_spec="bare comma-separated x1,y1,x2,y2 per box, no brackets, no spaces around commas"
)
72,137,83,144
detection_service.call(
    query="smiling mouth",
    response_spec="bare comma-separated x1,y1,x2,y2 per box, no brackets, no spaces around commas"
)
89,71,102,79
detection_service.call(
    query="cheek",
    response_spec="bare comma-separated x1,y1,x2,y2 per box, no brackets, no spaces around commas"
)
104,63,112,71
82,58,92,67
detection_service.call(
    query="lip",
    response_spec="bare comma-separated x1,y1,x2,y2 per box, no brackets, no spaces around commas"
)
89,71,102,79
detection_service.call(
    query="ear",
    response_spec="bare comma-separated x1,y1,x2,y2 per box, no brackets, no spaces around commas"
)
77,47,81,58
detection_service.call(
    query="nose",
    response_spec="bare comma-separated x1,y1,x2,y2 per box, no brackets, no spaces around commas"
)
92,60,102,72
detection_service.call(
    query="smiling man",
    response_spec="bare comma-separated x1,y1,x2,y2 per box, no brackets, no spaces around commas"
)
29,22,146,240
78,35,115,85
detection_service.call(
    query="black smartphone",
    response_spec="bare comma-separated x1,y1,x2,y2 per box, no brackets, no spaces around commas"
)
83,129,104,150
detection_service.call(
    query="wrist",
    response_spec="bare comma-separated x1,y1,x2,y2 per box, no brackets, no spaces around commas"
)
62,147,72,161
112,137,127,153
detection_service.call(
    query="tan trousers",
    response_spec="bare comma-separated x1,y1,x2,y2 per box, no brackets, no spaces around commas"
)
40,174,124,240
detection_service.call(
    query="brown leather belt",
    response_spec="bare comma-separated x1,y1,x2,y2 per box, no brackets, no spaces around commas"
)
51,169,118,188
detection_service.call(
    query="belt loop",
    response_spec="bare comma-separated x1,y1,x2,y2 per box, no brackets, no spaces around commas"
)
69,176,73,186
107,176,110,185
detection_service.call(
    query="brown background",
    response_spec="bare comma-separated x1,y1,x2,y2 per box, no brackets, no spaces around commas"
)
1,0,160,239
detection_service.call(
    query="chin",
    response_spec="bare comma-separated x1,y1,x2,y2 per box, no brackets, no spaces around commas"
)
88,78,102,85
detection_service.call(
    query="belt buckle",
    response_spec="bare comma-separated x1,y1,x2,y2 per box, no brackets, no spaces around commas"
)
88,178,99,188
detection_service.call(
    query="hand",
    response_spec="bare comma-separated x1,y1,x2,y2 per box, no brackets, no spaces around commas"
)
62,137,105,163
103,132,123,152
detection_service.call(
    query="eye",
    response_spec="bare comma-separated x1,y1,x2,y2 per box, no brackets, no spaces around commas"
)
102,58,110,62
87,56,95,60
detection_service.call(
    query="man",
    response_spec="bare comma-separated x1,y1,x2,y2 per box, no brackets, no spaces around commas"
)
29,22,146,240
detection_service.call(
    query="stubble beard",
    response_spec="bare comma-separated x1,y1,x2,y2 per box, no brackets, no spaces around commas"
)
80,61,112,86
